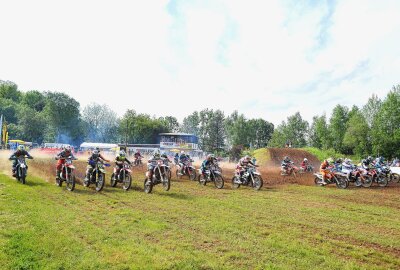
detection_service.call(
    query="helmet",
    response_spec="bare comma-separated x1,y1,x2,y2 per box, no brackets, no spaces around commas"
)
367,156,373,161
327,158,334,163
344,158,351,165
95,147,100,152
119,150,126,157
93,150,99,155
180,150,185,154
303,158,308,162
284,156,289,161
207,154,213,160
64,145,71,151
245,155,251,160
18,145,25,151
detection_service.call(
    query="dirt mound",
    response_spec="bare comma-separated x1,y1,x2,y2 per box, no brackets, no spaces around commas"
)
267,148,320,168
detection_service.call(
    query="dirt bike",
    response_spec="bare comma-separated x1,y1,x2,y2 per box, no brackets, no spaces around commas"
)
144,158,171,194
341,165,362,187
198,165,224,189
134,157,143,168
176,159,197,181
110,163,132,190
10,156,33,184
281,163,299,177
389,166,400,183
360,167,388,187
299,165,314,174
314,169,348,189
232,166,263,191
83,160,109,192
377,165,392,184
56,156,77,191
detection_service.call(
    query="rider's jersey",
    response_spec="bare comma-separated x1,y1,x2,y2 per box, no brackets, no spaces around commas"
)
201,159,214,170
148,154,162,165
56,150,75,159
238,157,255,168
134,152,142,158
281,160,292,167
115,156,131,165
320,160,329,170
88,153,107,165
301,161,308,168
361,159,372,170
9,150,32,159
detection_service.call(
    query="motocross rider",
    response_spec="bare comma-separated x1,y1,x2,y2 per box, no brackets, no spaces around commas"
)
113,150,131,180
201,154,216,176
300,158,309,171
281,156,293,174
147,149,162,180
9,145,33,177
134,150,143,164
235,155,257,184
55,145,76,180
319,158,333,185
84,147,110,181
361,156,374,172
178,151,190,175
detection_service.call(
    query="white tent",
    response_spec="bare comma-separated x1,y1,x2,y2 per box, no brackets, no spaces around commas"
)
80,142,118,150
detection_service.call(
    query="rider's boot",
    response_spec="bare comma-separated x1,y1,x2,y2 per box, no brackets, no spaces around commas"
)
234,173,242,184
56,170,61,180
321,176,327,185
12,168,16,177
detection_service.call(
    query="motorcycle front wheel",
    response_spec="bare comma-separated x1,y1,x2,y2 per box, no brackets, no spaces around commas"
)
189,169,197,181
110,173,117,187
252,175,263,191
122,174,132,191
96,173,105,192
377,175,388,187
214,175,224,189
144,178,153,194
335,176,348,189
66,174,75,191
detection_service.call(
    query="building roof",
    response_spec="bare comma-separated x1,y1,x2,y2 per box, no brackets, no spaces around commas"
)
159,133,196,136
80,142,118,148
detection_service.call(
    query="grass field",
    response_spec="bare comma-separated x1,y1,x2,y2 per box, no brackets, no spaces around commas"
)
1,158,400,270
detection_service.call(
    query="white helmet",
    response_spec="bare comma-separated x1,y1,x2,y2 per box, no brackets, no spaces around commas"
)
119,150,126,157
303,158,308,162
180,150,185,154
18,145,25,151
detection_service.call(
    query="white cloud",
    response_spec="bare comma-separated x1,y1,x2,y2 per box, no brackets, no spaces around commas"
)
0,0,399,126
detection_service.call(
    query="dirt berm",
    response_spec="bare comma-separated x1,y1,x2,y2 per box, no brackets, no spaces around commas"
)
266,148,320,168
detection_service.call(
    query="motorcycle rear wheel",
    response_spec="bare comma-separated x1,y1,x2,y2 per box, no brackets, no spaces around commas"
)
231,176,241,189
335,176,348,189
377,176,388,187
361,175,373,188
198,174,207,186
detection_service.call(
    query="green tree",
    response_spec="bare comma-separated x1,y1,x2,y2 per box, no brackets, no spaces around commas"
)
329,105,349,152
21,90,46,112
371,85,400,157
343,111,370,157
362,94,382,127
308,115,330,149
181,112,200,135
247,118,274,148
0,80,21,102
82,103,119,143
225,111,248,148
159,116,180,133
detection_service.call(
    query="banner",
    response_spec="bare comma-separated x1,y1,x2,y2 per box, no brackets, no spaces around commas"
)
0,114,3,144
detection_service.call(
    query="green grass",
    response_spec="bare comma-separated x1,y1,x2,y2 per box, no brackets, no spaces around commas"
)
252,148,271,165
303,147,343,161
1,169,400,269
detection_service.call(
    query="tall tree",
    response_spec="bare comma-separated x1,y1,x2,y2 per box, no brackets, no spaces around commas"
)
0,80,21,102
362,94,382,127
284,112,309,147
82,103,119,143
247,118,274,148
329,105,349,152
343,111,370,157
159,116,180,133
371,85,400,157
181,112,200,135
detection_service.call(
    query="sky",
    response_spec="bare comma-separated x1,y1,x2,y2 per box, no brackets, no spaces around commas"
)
1,0,400,125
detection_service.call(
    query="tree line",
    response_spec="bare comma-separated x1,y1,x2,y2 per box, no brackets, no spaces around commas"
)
0,80,274,157
269,84,400,158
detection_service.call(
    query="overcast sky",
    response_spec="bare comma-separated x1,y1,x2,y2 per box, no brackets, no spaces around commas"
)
1,0,399,125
